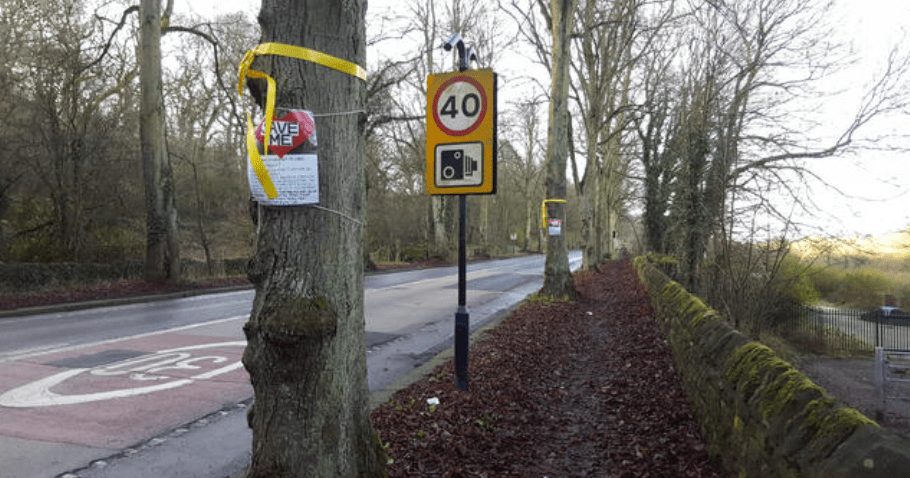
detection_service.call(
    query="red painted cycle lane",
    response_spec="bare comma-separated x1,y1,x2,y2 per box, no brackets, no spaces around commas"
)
0,332,251,449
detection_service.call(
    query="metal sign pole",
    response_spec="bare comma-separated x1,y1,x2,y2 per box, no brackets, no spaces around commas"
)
431,33,491,392
455,194,469,391
444,34,476,391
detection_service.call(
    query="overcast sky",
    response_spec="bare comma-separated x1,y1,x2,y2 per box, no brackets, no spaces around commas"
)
177,0,909,238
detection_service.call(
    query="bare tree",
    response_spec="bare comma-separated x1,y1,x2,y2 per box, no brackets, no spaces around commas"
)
569,0,640,269
139,0,179,281
512,99,546,252
0,1,259,267
634,31,678,255
240,0,385,475
0,0,141,262
541,0,578,298
166,13,258,273
138,1,251,281
635,0,910,294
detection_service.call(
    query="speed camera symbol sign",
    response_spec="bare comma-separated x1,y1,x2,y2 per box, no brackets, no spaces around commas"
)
435,142,483,187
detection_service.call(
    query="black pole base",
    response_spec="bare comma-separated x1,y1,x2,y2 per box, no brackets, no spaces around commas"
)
455,307,470,391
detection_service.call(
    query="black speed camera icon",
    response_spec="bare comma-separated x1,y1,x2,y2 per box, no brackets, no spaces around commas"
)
440,149,478,180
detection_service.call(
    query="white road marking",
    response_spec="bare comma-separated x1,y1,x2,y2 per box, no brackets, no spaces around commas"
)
0,341,246,408
0,315,249,364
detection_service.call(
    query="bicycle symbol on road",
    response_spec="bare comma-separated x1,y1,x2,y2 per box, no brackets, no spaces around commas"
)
0,341,245,408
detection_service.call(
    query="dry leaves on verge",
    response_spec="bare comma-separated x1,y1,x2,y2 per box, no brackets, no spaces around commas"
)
371,258,729,478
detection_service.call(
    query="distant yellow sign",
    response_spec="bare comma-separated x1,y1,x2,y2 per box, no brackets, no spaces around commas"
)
426,69,497,195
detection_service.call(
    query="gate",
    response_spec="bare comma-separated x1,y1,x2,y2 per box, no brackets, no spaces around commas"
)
875,347,910,421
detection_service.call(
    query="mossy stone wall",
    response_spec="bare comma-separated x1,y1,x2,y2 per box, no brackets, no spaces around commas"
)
633,256,910,478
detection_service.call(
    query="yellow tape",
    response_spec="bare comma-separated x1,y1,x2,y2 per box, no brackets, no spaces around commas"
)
541,199,567,228
238,43,366,92
246,113,278,199
237,43,365,200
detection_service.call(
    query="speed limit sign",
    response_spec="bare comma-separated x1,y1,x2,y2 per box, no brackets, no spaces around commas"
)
426,69,497,195
432,75,488,136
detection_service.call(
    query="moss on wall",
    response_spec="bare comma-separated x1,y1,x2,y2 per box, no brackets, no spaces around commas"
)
634,256,910,478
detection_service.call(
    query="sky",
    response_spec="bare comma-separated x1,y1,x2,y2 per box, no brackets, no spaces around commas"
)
800,0,910,237
800,0,910,238
174,0,909,239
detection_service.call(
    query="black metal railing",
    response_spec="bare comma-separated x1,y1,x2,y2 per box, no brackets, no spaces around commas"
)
776,302,910,355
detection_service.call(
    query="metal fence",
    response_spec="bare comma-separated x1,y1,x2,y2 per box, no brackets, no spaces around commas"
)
777,303,910,355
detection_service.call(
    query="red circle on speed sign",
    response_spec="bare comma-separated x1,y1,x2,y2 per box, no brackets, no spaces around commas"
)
432,75,488,137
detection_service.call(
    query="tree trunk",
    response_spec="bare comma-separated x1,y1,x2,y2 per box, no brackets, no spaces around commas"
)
578,170,597,270
542,0,577,299
431,195,452,259
139,0,179,282
480,195,489,254
524,197,532,252
602,139,620,260
188,160,214,275
242,0,385,476
576,118,597,270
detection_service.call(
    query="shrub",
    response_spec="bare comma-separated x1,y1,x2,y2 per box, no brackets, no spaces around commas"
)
805,264,844,301
400,242,428,263
833,270,889,309
776,258,821,305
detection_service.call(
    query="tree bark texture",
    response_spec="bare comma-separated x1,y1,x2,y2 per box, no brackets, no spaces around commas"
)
139,0,180,282
242,0,385,476
542,0,577,299
431,195,454,260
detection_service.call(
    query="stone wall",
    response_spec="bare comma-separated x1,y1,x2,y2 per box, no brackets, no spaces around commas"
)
633,256,910,478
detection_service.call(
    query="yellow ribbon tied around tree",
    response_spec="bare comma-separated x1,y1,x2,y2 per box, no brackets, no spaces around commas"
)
237,43,367,199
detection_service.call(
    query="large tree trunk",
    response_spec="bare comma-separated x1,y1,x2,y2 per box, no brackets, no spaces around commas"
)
139,0,179,282
241,0,385,476
542,0,578,299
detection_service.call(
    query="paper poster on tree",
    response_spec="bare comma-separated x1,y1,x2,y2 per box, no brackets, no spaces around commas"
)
247,110,319,205
548,218,562,236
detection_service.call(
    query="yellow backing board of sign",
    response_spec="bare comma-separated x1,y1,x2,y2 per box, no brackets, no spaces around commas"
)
426,69,497,195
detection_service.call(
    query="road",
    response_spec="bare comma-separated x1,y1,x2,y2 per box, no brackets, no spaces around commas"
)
0,252,581,478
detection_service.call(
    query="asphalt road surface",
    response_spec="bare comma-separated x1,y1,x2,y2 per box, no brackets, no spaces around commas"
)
0,252,581,478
